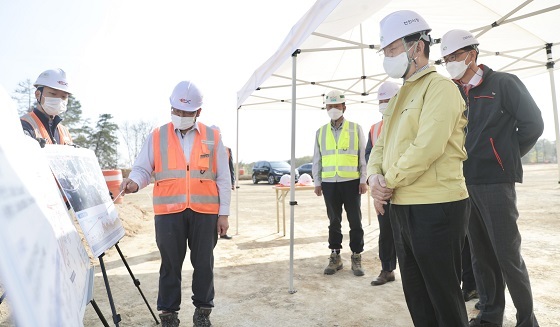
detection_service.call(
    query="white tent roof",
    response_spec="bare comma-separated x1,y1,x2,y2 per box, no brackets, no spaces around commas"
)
235,0,560,292
238,0,560,110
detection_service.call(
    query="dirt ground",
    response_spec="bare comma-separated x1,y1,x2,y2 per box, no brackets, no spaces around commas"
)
1,163,559,327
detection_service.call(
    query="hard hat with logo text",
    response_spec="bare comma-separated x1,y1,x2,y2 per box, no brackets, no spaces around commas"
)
325,90,346,105
379,10,431,49
34,68,70,93
279,174,291,186
169,80,203,112
298,173,313,186
440,29,479,57
376,81,400,100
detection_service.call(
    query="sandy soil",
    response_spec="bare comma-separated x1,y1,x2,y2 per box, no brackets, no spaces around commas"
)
1,163,559,327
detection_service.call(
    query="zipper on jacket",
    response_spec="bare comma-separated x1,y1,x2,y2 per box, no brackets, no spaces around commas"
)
489,138,505,171
462,85,470,137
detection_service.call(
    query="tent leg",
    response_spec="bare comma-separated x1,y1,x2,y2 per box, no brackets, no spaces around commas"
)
288,50,300,295
545,44,560,183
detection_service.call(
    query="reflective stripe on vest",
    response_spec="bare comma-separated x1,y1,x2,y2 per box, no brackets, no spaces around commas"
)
21,112,73,145
369,120,383,147
319,120,359,179
152,123,220,215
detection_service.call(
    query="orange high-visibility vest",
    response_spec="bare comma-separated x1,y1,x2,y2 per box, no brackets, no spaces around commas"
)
369,120,383,147
21,111,73,145
152,122,220,215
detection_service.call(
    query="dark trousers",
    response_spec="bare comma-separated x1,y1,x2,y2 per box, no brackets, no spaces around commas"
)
467,183,538,327
155,209,218,312
321,179,364,253
391,199,470,327
462,235,476,292
378,203,396,272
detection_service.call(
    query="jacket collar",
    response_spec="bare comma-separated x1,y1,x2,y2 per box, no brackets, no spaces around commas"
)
405,66,436,83
32,107,63,129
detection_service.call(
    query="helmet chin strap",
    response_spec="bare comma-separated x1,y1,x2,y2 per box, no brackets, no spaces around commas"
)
402,39,420,79
37,89,46,112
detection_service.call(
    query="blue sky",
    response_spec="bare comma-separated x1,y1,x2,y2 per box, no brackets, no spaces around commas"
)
1,0,558,163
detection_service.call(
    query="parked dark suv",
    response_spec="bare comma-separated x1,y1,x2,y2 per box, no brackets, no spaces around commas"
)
296,163,313,176
252,160,299,185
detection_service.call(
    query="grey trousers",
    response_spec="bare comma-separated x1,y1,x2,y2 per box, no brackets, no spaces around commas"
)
467,183,538,327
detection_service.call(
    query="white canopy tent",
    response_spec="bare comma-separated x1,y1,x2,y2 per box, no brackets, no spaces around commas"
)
235,0,560,292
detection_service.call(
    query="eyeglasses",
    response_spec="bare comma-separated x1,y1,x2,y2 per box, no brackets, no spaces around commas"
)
380,43,404,57
379,40,417,58
442,51,469,64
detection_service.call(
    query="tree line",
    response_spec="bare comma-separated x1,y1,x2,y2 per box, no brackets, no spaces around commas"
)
12,79,154,169
12,78,557,169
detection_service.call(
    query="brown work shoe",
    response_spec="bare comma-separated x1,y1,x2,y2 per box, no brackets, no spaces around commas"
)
324,252,343,275
351,253,365,276
159,311,180,327
371,270,395,286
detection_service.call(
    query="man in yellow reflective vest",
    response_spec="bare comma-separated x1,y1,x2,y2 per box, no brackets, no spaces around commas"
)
121,80,231,327
312,90,368,277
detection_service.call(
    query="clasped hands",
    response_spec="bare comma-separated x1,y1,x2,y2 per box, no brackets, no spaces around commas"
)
368,174,393,216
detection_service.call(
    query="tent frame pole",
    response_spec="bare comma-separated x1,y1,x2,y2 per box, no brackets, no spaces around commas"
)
545,44,560,183
288,49,301,294
235,107,240,234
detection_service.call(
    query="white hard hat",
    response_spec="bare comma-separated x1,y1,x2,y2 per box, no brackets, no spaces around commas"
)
298,173,313,186
376,81,400,100
325,90,346,105
440,29,479,57
279,174,291,186
169,80,203,112
34,68,70,93
379,10,431,49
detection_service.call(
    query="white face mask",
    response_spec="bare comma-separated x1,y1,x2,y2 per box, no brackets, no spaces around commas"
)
171,114,196,130
383,52,410,79
446,53,471,80
327,108,343,120
379,102,389,114
41,96,68,116
382,42,417,79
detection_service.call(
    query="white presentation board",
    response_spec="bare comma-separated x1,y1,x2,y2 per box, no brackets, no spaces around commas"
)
0,137,93,327
44,145,126,258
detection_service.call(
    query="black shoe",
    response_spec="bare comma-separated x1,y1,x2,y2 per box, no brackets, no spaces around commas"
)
468,318,501,327
220,234,232,240
193,307,213,327
463,289,479,302
159,312,180,327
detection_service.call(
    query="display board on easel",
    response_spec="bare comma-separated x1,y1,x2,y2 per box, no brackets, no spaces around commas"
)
0,136,93,327
44,145,126,258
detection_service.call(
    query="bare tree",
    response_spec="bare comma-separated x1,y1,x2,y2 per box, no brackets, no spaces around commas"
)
12,79,36,116
120,120,155,167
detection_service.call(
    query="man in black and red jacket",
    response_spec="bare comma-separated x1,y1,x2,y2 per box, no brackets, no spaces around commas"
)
441,29,544,327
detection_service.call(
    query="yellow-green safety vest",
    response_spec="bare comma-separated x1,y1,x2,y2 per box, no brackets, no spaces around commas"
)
319,120,359,179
